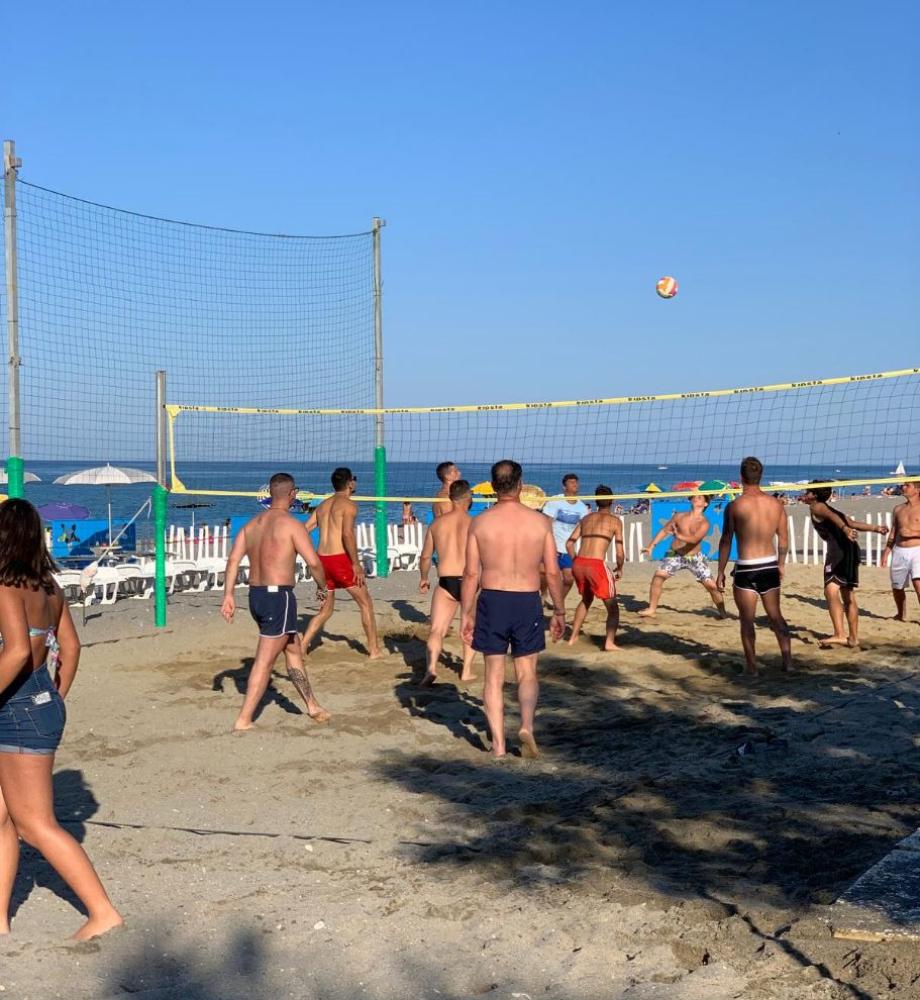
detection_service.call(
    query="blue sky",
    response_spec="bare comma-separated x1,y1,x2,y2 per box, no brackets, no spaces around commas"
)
5,0,919,411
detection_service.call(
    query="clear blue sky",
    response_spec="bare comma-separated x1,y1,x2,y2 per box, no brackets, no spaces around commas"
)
5,0,919,409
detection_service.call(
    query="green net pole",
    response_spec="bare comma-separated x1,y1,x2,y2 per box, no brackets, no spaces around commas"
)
153,484,168,627
5,456,23,499
374,445,388,578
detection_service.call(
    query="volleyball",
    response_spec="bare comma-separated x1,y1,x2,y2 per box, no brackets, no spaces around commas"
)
656,276,678,299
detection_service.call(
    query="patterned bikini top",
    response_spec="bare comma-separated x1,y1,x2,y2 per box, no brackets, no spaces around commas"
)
0,625,60,675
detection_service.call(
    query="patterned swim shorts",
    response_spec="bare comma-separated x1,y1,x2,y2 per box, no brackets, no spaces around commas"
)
659,552,712,583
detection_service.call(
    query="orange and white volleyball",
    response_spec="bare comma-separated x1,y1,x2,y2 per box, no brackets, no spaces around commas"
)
656,275,678,299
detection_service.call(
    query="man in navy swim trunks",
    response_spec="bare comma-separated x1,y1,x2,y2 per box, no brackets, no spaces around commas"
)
221,472,330,730
461,460,565,759
542,473,589,604
717,457,791,676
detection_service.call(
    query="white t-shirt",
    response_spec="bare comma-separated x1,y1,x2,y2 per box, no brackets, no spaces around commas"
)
543,498,589,553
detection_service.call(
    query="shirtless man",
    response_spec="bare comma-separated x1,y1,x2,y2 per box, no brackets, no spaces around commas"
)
881,480,920,620
639,494,727,618
432,461,462,519
565,485,625,649
717,457,791,676
221,472,330,731
418,479,476,686
461,460,565,759
301,467,382,659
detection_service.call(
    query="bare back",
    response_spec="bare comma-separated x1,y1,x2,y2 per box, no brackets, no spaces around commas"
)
472,501,552,591
892,500,920,547
575,510,622,560
240,510,302,586
727,490,786,560
2,584,66,671
432,486,450,519
428,509,471,576
315,494,357,556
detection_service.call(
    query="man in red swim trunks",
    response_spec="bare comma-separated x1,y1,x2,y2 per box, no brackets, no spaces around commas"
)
302,467,382,659
565,485,624,650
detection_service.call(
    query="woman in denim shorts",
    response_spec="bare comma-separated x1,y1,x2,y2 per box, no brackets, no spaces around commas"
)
0,500,122,939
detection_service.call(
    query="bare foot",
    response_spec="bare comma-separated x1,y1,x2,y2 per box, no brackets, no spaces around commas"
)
566,634,580,646
818,636,850,648
232,721,255,732
367,649,384,661
490,745,506,759
637,608,656,618
459,671,476,683
307,706,332,723
893,614,906,622
603,641,623,651
419,671,437,688
0,923,10,935
518,729,540,759
715,607,728,620
846,639,860,649
71,910,124,941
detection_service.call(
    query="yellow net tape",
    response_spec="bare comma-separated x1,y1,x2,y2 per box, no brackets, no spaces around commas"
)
165,365,919,504
165,366,920,419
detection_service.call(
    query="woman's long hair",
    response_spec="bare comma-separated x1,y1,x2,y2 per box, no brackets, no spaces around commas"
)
0,499,59,593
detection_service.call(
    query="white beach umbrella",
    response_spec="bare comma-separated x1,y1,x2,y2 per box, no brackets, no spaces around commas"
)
53,464,157,544
0,471,41,484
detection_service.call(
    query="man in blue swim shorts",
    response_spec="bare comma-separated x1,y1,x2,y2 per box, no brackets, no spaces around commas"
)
461,460,565,759
222,473,330,731
542,473,589,602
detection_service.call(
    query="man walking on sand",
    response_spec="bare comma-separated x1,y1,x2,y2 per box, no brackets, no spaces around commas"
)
461,460,565,759
419,479,477,686
302,467,383,659
717,457,791,676
881,479,920,621
565,485,625,649
221,472,330,730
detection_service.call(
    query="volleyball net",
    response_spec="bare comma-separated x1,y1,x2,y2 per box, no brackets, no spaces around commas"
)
1,178,377,464
167,366,920,504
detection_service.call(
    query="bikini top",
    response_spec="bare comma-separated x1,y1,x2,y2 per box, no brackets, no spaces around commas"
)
0,625,60,674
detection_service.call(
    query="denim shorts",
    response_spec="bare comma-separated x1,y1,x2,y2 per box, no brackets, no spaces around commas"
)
0,665,66,755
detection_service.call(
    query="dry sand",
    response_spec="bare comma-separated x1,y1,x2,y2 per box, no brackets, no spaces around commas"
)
0,562,918,999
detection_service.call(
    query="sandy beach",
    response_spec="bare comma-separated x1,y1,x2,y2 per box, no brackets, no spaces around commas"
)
0,561,917,999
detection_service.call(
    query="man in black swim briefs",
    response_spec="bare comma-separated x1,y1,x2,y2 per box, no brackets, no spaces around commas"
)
461,460,565,759
419,480,476,686
221,473,330,731
717,457,792,676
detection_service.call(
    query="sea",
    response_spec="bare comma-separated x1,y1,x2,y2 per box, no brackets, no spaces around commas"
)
19,459,900,540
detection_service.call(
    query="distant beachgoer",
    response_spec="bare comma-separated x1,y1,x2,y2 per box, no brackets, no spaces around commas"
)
639,494,727,619
432,462,461,520
222,473,330,730
881,479,920,621
0,499,122,939
542,474,589,602
802,483,888,647
418,479,476,686
402,501,417,526
565,485,624,649
302,467,382,659
717,457,792,676
461,460,565,759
